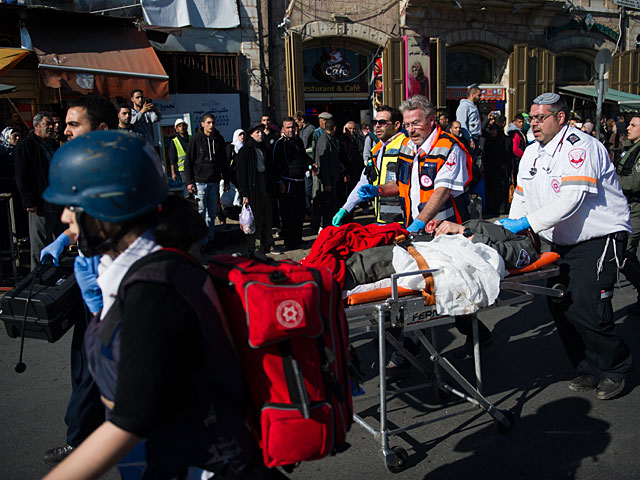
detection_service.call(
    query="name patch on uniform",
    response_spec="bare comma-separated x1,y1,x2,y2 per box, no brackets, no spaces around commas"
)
420,174,433,187
515,249,531,269
444,156,457,171
568,149,586,169
567,133,581,145
551,178,561,193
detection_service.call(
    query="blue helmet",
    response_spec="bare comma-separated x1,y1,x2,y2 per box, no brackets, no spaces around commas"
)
43,130,169,223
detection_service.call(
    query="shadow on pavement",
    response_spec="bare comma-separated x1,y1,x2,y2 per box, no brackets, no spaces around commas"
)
422,397,609,480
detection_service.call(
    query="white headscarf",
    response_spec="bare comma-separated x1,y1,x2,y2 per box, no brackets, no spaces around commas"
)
232,129,245,153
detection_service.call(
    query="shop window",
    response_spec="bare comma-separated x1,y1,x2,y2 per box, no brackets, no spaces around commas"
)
157,53,239,94
556,55,593,84
446,51,492,85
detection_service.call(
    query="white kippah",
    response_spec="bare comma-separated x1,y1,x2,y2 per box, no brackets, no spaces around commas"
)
533,93,561,105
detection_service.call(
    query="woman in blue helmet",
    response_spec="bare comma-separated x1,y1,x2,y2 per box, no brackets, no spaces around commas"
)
43,131,285,480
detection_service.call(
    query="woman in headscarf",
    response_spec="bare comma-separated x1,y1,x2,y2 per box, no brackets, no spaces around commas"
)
235,124,278,254
225,129,245,186
0,126,22,173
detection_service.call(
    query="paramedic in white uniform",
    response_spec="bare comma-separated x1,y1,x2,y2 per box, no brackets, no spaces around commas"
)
500,93,632,400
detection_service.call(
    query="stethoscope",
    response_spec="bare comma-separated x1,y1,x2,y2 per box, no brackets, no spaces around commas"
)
530,125,570,177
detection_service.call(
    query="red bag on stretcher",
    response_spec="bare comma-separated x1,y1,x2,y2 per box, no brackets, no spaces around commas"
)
208,255,352,468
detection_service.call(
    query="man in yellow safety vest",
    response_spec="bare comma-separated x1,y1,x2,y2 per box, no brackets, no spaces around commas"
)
169,118,190,198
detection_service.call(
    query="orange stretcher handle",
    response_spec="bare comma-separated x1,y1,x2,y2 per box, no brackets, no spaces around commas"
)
347,286,417,305
507,251,560,275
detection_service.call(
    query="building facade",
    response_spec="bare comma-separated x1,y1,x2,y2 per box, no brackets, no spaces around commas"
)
273,0,640,125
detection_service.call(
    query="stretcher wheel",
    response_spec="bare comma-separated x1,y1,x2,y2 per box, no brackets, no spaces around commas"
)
495,410,515,434
386,446,409,473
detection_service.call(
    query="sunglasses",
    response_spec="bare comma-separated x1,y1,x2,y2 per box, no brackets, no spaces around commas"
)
373,119,391,126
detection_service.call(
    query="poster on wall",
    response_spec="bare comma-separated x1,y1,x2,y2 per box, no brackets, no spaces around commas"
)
371,56,383,110
154,93,241,140
404,36,430,100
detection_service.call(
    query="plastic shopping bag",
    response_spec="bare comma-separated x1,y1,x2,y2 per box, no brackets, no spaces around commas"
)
239,204,256,234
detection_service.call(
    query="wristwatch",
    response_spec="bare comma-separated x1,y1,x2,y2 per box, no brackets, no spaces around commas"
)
462,227,473,238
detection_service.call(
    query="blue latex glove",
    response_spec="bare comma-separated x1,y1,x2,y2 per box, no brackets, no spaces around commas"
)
357,184,379,201
40,233,71,266
407,219,426,232
498,216,531,234
332,208,348,227
74,255,103,314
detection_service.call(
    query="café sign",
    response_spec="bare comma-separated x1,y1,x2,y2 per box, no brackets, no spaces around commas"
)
304,45,368,94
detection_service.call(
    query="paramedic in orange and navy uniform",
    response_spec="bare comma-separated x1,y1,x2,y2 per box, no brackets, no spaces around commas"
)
357,95,490,361
357,95,473,233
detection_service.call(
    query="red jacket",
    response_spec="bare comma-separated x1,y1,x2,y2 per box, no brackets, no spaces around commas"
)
301,223,408,286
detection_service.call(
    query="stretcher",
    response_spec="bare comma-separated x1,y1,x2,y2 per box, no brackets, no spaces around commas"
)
344,251,564,473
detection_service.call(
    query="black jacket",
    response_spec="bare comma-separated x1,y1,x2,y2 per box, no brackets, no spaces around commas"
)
235,138,276,200
273,135,311,180
14,131,57,210
184,129,228,184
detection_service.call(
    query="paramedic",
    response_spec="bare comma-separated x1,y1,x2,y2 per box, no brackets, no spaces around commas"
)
501,93,632,400
357,95,472,233
357,96,487,363
43,131,285,479
332,105,406,226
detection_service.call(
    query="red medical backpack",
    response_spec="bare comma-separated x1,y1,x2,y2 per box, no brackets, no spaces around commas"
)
207,255,353,468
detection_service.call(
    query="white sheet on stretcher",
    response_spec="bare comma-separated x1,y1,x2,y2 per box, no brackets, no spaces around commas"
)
392,235,507,316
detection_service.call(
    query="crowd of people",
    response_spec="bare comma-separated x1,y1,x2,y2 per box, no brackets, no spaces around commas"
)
1,85,639,478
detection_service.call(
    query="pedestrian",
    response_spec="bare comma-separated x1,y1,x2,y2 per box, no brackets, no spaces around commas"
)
13,111,62,270
42,131,284,480
506,113,527,185
226,128,245,186
169,118,191,198
438,112,450,132
236,124,280,255
294,111,315,150
312,117,341,230
482,122,510,215
261,113,282,235
129,89,161,145
116,104,135,134
456,85,482,158
39,94,118,467
500,92,632,400
184,112,228,254
273,117,311,249
332,105,405,227
613,113,640,314
338,120,361,202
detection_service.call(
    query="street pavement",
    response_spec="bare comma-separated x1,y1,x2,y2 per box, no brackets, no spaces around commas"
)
2,209,640,479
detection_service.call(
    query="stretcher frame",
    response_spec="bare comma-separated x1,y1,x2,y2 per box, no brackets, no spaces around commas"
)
345,264,564,473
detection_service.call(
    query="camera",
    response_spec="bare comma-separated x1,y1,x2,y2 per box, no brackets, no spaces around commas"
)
144,97,152,104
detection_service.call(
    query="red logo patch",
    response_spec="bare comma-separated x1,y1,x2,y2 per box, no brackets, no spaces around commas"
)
420,175,433,188
551,178,561,193
445,157,456,171
276,300,304,329
568,149,586,169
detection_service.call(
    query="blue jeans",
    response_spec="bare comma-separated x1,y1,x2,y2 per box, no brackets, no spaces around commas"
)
196,182,219,245
178,171,189,199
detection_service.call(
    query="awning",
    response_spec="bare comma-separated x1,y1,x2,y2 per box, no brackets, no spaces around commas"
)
559,85,640,111
0,83,17,94
27,20,168,99
0,48,30,76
